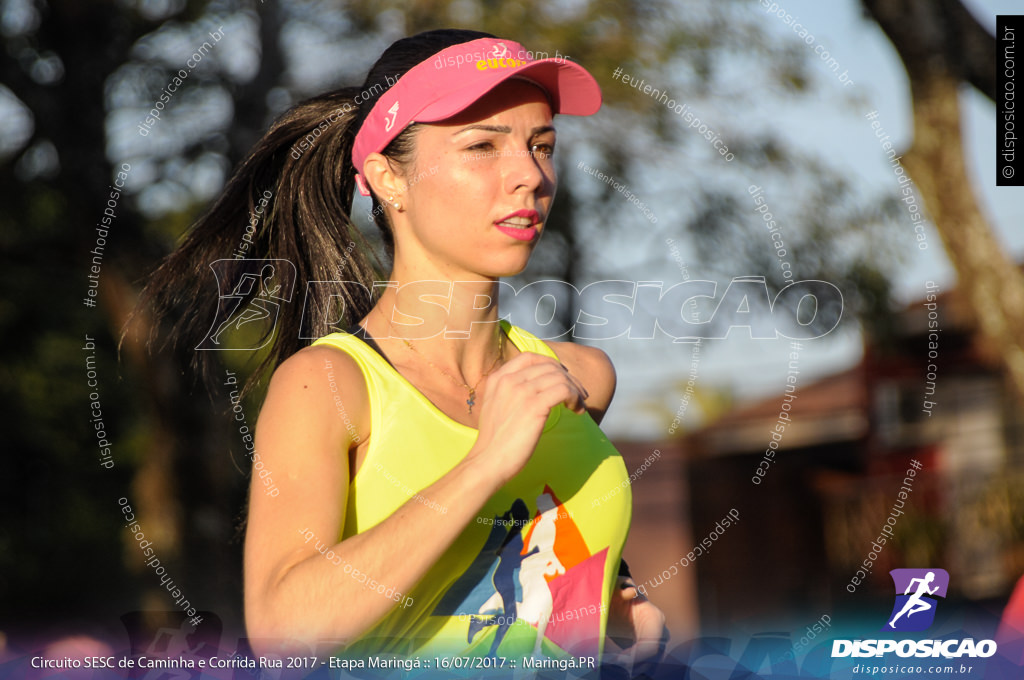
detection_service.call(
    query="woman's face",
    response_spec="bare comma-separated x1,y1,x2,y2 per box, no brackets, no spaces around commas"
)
393,79,557,279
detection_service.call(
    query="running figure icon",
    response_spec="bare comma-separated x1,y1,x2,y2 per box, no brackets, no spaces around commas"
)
888,571,939,628
209,264,281,345
196,258,296,350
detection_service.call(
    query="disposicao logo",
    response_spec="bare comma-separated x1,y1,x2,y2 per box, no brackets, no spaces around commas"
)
832,568,997,659
885,568,949,632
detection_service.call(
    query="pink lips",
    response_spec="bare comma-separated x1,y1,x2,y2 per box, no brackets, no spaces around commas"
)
494,209,541,242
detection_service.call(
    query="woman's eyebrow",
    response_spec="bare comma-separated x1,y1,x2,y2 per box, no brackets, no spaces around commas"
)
452,124,556,137
453,124,512,136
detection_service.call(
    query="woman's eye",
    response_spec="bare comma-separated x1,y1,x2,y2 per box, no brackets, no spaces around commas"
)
531,143,555,159
467,141,494,152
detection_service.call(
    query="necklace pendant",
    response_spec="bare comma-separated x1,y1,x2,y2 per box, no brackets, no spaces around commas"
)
466,389,476,414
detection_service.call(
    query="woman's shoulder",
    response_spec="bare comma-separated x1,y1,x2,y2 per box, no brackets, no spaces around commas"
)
542,339,617,422
270,341,364,391
260,342,370,441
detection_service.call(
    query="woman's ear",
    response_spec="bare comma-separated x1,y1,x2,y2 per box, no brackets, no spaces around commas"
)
362,153,408,206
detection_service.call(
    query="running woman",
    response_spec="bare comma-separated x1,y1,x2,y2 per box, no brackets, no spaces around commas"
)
139,28,666,668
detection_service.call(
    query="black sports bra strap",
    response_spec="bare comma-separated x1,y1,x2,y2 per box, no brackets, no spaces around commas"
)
344,322,387,360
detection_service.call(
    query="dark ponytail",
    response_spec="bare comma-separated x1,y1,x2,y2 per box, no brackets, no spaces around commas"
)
133,29,494,396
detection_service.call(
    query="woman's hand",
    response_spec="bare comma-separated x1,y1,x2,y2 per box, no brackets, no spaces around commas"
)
605,576,669,671
468,351,589,486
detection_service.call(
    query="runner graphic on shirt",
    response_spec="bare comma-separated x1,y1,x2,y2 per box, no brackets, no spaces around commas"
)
467,498,532,654
436,485,608,657
515,493,566,656
468,494,566,656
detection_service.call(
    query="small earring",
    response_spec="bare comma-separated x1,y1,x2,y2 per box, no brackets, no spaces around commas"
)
393,202,401,209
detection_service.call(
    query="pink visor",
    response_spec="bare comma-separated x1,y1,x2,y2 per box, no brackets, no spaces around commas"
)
351,37,602,196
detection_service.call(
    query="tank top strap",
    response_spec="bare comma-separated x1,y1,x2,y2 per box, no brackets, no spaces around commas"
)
500,319,560,360
311,326,390,376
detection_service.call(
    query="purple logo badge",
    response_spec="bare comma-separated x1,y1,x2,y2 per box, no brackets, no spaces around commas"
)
883,568,949,632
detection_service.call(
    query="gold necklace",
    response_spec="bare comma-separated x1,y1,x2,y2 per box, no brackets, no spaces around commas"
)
378,307,505,414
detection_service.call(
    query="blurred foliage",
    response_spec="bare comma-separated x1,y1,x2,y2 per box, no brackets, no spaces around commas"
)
823,470,1024,599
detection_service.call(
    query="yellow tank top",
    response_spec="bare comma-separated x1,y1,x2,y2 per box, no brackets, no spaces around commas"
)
311,320,632,661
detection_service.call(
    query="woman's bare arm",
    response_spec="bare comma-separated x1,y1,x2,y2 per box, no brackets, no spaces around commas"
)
243,345,589,657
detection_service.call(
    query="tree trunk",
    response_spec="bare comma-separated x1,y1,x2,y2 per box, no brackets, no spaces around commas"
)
863,0,1024,400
